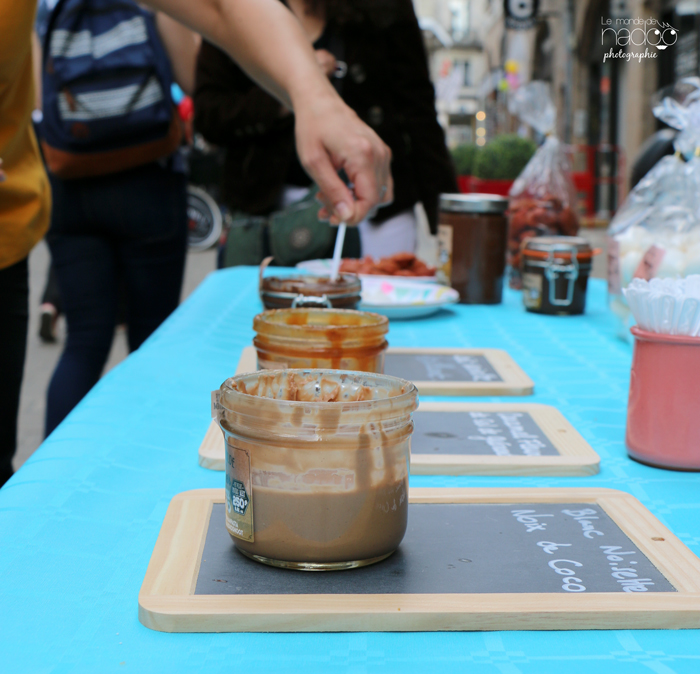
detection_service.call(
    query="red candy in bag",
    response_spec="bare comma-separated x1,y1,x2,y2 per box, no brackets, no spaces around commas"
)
506,82,579,288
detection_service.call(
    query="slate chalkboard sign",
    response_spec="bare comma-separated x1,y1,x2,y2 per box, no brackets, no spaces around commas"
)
385,353,502,383
139,488,700,632
410,403,600,476
199,403,600,476
195,502,673,595
413,410,559,456
230,346,534,398
382,347,533,396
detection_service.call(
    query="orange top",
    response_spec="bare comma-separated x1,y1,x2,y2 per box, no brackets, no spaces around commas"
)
0,0,51,270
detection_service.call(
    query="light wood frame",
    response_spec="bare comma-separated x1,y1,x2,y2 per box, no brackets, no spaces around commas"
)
200,345,535,469
139,488,700,633
411,402,600,476
199,402,598,476
232,345,534,397
384,347,534,396
233,345,256,375
198,346,256,471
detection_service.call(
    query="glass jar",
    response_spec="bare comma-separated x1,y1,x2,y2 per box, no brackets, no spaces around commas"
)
260,273,362,310
215,369,418,570
437,193,509,304
253,308,389,372
521,236,599,315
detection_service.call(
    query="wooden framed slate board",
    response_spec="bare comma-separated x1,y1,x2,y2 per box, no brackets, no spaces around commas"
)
199,346,255,470
199,402,598,476
138,488,700,633
411,402,599,476
383,347,534,396
231,346,534,397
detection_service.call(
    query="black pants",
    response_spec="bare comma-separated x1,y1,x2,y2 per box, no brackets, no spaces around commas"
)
45,163,187,437
0,258,29,487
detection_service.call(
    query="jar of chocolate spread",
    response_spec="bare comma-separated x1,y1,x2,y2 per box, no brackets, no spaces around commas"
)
260,274,362,310
253,308,389,373
521,236,598,315
437,193,509,304
215,369,418,570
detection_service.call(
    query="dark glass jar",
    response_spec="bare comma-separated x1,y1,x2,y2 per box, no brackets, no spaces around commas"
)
521,236,598,315
260,273,362,310
437,194,509,304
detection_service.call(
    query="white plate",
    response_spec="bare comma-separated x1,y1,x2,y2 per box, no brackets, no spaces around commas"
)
359,278,459,320
296,259,438,283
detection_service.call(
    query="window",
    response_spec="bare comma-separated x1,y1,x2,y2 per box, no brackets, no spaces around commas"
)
449,0,470,42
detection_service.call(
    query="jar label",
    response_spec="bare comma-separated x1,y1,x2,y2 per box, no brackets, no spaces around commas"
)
210,390,223,418
522,272,542,309
225,442,254,542
633,245,666,281
437,224,453,285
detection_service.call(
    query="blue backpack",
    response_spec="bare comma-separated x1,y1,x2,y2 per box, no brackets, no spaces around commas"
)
41,0,181,179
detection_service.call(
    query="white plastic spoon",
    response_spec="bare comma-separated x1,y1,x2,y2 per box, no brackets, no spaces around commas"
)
330,222,346,282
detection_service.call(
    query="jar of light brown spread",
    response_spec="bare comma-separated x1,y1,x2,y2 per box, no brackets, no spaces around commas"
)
215,369,418,570
253,308,389,373
437,193,509,304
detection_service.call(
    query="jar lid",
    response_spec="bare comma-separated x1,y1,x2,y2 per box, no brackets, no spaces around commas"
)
261,274,361,300
439,193,509,214
522,236,598,261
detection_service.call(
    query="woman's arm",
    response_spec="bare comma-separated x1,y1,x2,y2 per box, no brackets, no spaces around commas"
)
155,13,201,97
142,0,392,225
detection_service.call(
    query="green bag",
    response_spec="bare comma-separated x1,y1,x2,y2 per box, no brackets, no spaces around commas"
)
222,187,343,268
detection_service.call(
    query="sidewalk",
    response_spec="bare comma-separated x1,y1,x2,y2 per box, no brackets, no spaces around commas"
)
15,242,217,470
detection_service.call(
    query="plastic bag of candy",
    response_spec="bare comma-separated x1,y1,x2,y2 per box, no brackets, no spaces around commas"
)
608,78,700,340
506,81,580,288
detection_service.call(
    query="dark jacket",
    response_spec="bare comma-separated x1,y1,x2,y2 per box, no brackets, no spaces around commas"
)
193,0,457,233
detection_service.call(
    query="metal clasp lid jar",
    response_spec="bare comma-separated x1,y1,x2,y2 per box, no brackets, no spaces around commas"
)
259,273,362,310
521,236,600,315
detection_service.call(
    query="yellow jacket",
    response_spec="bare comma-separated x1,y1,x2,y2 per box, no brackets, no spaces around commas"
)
0,0,51,270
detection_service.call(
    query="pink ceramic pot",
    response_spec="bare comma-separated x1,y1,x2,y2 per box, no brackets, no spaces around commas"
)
626,326,700,470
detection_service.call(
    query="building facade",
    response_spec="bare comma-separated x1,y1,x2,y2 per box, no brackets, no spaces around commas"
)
415,0,698,217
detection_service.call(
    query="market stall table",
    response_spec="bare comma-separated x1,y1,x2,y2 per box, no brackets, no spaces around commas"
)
2,268,700,672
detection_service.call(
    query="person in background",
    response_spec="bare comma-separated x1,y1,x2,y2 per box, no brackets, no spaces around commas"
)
32,1,201,347
32,0,63,344
194,0,457,260
42,1,203,437
0,0,393,486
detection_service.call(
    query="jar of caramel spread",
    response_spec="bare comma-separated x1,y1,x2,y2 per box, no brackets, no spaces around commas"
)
259,273,362,310
437,193,509,304
215,369,418,570
253,308,389,373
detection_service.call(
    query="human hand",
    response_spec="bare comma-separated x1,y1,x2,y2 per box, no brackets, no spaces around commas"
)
314,49,337,78
294,92,393,226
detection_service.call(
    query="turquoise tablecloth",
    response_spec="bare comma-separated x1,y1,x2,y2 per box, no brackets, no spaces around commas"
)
2,268,700,673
